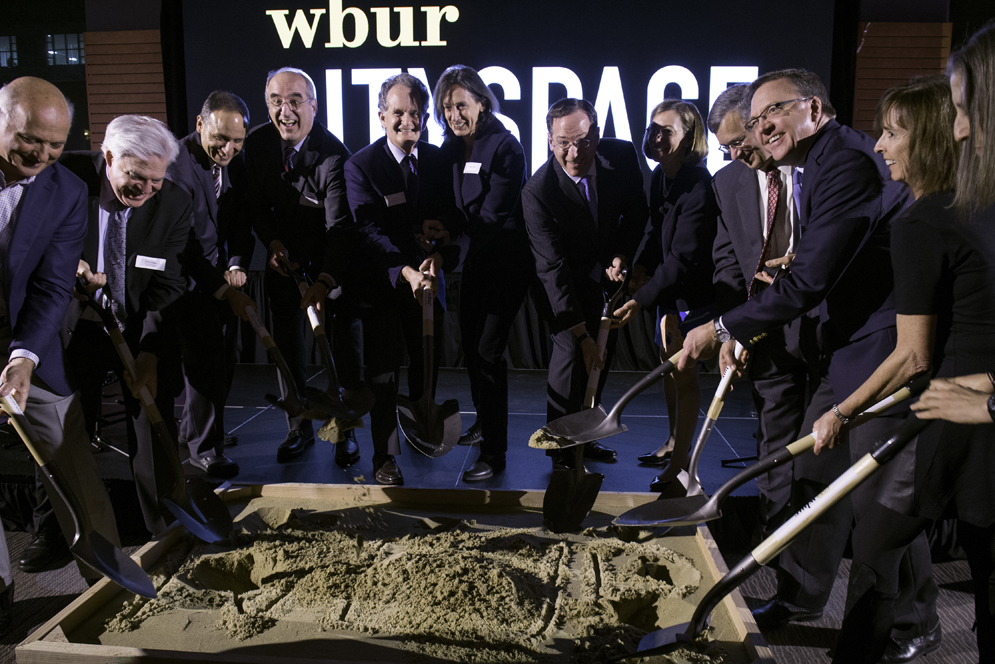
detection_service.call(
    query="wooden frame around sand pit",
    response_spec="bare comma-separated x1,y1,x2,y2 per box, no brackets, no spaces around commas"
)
16,484,777,663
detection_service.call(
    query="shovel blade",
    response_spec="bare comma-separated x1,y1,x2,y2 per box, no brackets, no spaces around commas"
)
613,495,713,527
539,406,626,448
542,468,605,533
72,531,157,598
635,621,696,657
163,480,232,543
397,395,462,458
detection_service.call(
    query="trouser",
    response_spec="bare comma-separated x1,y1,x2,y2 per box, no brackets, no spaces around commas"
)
459,258,530,458
546,323,617,423
66,319,181,535
264,270,315,437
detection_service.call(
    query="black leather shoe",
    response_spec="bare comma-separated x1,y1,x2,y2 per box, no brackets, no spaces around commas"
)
458,420,483,446
189,452,240,479
751,599,823,630
637,449,672,466
583,441,617,462
880,623,942,663
649,474,678,492
463,455,506,482
18,533,72,573
374,456,404,485
223,435,239,447
277,429,314,462
0,581,13,631
335,431,361,468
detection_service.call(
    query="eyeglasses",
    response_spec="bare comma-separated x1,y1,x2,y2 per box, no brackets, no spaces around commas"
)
718,134,748,154
268,97,313,111
552,138,592,153
744,97,812,132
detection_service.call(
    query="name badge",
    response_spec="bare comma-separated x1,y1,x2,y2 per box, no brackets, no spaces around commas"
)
463,162,482,175
135,255,166,271
385,192,406,207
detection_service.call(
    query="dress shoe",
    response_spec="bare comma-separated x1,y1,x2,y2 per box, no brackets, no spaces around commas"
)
18,532,72,573
277,429,314,462
189,452,240,479
335,431,361,468
880,623,942,663
550,450,580,471
463,454,506,482
223,435,239,447
637,449,673,466
649,474,678,492
583,441,617,462
751,598,823,630
374,456,404,486
459,420,483,446
0,581,13,631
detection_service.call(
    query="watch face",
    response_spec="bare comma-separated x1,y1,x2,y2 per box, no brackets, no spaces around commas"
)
989,394,995,422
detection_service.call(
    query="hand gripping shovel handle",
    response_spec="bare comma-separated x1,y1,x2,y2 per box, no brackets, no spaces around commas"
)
583,271,628,410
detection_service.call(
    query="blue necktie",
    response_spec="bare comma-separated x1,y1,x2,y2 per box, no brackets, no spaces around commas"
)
792,168,804,223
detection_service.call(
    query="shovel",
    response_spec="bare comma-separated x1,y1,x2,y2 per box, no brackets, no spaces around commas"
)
614,376,928,528
611,414,931,661
0,394,157,598
74,277,232,544
396,279,461,457
542,274,628,533
282,261,374,421
244,307,308,420
532,349,684,450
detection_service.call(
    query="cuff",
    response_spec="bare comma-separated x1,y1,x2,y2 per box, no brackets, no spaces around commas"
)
10,349,40,369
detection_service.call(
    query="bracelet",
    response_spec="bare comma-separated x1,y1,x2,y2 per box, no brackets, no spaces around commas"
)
832,404,852,425
576,331,592,343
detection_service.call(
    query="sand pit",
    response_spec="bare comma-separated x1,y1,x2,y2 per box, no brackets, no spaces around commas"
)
63,494,754,663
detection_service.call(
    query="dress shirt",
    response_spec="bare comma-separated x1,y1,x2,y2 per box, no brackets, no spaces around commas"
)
0,171,39,366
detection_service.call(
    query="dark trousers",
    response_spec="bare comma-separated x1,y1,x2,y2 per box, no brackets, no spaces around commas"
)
332,286,443,469
776,378,938,644
459,258,530,457
173,290,228,459
546,322,617,423
66,319,181,535
264,270,315,436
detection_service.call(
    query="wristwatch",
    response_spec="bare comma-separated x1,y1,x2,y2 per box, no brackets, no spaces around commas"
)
988,394,995,423
713,319,731,344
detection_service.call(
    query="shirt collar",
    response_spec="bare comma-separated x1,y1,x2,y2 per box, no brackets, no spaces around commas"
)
0,172,36,190
565,158,597,185
385,139,418,164
99,172,127,212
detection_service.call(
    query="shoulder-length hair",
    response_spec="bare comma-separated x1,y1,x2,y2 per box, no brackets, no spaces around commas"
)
432,65,499,139
875,75,957,198
647,99,708,164
947,20,995,215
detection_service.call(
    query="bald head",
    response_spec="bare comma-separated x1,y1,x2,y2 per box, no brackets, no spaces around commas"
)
0,77,73,183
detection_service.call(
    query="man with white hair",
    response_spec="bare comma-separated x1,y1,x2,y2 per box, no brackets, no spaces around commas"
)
0,76,123,614
60,114,192,536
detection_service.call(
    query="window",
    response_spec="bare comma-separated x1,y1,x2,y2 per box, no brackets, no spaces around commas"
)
0,36,16,68
46,33,84,66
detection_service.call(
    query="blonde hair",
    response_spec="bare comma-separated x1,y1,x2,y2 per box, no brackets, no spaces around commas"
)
647,100,707,164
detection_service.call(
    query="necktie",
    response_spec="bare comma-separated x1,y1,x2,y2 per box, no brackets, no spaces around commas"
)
578,175,597,223
104,207,128,330
405,154,418,176
749,171,781,299
283,146,296,173
792,168,804,221
403,154,419,204
212,164,222,199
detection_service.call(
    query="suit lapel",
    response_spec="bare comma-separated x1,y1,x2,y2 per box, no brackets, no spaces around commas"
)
594,152,614,247
553,159,597,239
735,166,764,260
375,139,408,200
8,172,52,278
127,194,159,261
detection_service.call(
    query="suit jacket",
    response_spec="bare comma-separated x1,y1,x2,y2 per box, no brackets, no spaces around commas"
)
523,138,649,332
345,136,459,294
721,120,912,396
59,152,191,353
166,132,254,293
712,159,763,313
244,121,352,282
4,163,88,396
441,119,530,268
633,161,718,312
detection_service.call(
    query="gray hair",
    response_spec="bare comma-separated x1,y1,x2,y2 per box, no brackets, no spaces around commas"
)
378,73,430,116
101,114,180,164
265,67,317,100
707,84,750,135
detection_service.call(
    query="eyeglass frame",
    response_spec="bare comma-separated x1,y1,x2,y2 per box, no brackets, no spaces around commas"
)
551,138,593,153
744,96,812,133
267,96,314,111
718,133,749,154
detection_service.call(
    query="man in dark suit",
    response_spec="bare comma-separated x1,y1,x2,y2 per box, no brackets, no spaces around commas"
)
680,70,938,654
61,114,191,536
166,91,255,478
305,73,457,484
244,67,354,463
708,84,817,538
0,77,122,607
522,98,648,465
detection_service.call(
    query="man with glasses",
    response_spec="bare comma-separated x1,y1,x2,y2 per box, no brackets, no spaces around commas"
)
709,84,817,541
681,70,938,659
244,67,354,463
523,98,647,468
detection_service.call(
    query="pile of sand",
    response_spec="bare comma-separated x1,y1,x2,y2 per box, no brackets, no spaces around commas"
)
102,501,731,663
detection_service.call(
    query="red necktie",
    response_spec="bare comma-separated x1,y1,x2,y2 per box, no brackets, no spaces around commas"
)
749,171,780,298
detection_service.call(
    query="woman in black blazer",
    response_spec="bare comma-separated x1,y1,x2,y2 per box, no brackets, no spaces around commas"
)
433,65,533,482
613,100,720,490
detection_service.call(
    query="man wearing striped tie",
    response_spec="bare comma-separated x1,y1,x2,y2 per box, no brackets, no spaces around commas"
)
166,91,256,478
